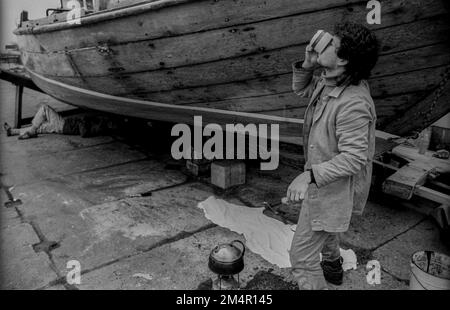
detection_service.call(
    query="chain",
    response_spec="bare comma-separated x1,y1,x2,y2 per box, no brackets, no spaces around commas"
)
388,65,450,143
418,65,450,128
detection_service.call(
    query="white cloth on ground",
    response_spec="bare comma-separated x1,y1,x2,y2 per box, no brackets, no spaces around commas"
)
197,196,357,269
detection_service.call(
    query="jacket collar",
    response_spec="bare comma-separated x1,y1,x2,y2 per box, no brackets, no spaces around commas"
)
308,73,351,108
322,73,351,99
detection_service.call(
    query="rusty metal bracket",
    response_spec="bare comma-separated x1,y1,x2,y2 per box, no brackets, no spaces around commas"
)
2,185,22,208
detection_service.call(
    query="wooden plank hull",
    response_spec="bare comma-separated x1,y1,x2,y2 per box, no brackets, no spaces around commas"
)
14,0,450,142
28,69,303,144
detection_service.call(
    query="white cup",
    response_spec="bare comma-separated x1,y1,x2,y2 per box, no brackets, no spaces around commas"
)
310,30,333,54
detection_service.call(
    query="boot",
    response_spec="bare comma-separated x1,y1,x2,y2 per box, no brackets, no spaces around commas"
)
321,257,344,285
3,123,20,137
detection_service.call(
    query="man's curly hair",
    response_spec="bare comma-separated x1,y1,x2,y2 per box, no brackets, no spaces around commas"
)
334,22,379,85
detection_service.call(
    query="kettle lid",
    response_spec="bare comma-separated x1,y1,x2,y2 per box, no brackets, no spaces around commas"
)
211,242,244,263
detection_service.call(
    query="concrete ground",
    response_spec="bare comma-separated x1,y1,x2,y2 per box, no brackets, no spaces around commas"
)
0,80,449,290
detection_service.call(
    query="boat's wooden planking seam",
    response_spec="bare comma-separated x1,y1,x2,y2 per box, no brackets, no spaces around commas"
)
258,91,429,126
19,15,450,104
27,69,304,144
21,21,446,110
13,0,450,140
29,61,449,143
186,91,428,115
42,63,450,108
26,68,303,123
35,41,450,99
16,0,376,51
32,63,447,134
176,92,430,136
21,0,445,78
126,64,450,130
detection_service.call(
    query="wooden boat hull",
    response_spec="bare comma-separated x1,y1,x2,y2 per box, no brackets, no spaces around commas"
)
28,69,303,143
14,0,450,143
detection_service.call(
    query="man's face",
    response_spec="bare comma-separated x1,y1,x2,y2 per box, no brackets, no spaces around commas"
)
317,35,346,70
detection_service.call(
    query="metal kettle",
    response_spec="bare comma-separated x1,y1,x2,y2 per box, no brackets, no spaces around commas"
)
208,240,246,276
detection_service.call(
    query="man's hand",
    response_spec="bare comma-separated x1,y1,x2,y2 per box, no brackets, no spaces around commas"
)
286,171,312,202
302,45,319,70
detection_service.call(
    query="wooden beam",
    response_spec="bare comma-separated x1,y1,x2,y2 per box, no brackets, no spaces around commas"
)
0,70,44,93
414,186,450,205
429,180,450,192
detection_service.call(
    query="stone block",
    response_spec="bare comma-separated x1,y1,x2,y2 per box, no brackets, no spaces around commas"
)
186,159,211,176
211,161,246,189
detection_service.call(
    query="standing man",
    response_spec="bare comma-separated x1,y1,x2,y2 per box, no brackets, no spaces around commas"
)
287,22,379,290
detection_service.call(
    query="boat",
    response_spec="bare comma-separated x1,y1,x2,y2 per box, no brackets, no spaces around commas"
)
13,0,450,145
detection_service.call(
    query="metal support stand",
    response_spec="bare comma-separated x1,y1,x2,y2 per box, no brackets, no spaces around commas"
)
14,85,24,129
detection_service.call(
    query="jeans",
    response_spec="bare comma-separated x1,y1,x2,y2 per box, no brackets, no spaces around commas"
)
289,204,341,290
21,104,65,135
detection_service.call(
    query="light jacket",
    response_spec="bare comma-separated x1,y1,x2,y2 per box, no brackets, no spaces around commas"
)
292,62,376,232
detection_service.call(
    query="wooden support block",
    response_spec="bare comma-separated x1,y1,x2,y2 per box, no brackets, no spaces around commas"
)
186,159,211,176
211,160,246,189
382,165,430,200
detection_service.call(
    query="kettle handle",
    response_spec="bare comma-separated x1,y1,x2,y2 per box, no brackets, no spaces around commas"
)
231,240,246,257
